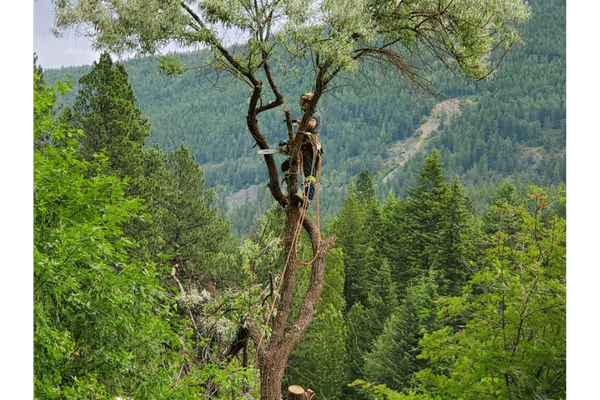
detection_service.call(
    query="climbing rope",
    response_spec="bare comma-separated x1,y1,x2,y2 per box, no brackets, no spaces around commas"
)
296,164,322,266
255,143,322,355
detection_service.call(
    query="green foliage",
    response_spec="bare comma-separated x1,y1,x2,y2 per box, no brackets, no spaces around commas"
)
160,144,240,283
54,0,530,81
34,72,177,399
159,55,188,76
330,191,376,308
364,276,439,391
414,187,566,399
341,153,481,397
71,52,150,178
482,180,524,237
38,2,566,398
344,262,398,399
350,380,424,400
377,150,480,297
69,53,240,285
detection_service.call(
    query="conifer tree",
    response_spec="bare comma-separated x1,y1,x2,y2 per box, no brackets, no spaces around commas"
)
345,262,399,398
364,275,439,391
330,191,375,309
71,52,150,178
164,145,239,285
356,170,384,254
397,149,450,285
433,177,479,296
355,169,376,205
377,191,410,284
482,180,523,237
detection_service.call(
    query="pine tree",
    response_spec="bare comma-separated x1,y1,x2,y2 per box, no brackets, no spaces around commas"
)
71,52,150,178
164,145,239,285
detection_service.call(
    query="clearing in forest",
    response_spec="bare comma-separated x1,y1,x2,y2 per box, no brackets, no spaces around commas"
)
384,98,462,183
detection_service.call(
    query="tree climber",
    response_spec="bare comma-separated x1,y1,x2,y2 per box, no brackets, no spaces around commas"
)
281,93,323,203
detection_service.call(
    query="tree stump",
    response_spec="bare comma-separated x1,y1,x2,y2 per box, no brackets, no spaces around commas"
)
288,385,315,400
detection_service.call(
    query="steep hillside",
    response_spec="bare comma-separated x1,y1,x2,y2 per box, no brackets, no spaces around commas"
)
43,0,565,235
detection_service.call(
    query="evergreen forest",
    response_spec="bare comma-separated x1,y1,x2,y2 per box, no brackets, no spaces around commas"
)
44,0,565,236
34,0,566,399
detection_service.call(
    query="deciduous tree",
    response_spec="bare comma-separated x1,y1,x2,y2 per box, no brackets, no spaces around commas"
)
415,187,566,399
52,1,531,397
34,71,177,399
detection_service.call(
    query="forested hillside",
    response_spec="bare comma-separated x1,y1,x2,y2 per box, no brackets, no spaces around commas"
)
35,0,566,397
44,0,565,236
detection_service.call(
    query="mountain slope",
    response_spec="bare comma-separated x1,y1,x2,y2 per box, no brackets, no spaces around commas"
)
43,0,565,235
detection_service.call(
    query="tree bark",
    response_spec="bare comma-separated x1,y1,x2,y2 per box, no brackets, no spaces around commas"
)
242,56,337,400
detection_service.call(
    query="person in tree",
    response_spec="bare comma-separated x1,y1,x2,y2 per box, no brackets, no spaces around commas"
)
282,93,323,203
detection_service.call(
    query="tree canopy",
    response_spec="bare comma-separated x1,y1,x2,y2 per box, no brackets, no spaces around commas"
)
54,0,530,85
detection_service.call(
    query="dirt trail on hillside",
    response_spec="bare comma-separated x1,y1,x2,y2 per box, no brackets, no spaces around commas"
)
383,99,462,183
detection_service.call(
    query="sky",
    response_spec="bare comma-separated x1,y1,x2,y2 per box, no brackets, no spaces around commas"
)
34,0,102,69
33,0,190,69
32,0,243,69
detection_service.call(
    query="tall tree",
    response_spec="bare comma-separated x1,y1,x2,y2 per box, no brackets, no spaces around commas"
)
71,55,238,281
330,191,375,308
377,190,410,284
71,52,150,179
163,145,239,285
384,149,450,286
432,177,480,296
52,1,531,397
355,169,376,205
